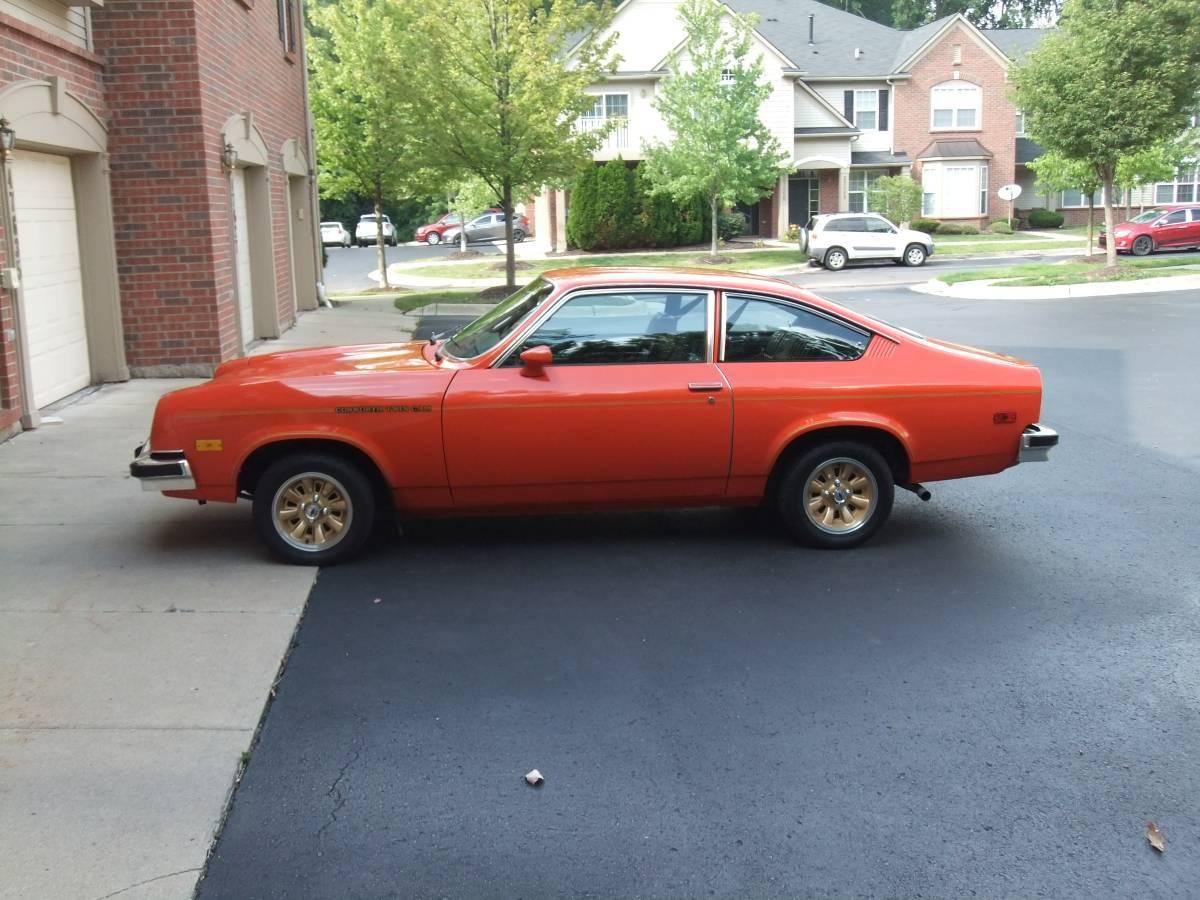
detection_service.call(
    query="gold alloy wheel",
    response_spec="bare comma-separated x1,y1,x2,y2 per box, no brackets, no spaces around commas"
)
272,472,353,553
804,457,877,535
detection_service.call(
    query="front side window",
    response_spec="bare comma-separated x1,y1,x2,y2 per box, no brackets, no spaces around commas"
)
864,217,894,233
930,82,981,129
723,295,868,363
854,90,877,130
1162,210,1188,224
508,291,709,365
443,278,553,359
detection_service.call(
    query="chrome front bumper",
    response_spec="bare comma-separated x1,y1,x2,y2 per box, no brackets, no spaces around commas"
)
130,442,196,491
1019,423,1059,463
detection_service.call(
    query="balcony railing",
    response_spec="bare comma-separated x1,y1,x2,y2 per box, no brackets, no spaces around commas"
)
578,116,628,151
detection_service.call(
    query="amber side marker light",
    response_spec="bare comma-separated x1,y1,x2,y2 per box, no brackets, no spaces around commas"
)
195,439,224,452
993,411,1017,425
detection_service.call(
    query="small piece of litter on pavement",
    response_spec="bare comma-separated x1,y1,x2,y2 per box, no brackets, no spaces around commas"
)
525,769,544,787
1147,822,1165,853
373,598,382,604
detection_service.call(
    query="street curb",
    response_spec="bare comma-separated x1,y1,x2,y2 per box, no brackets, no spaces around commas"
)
912,272,1200,300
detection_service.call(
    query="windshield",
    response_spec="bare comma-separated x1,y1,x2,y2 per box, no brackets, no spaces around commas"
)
1130,209,1166,223
442,278,554,359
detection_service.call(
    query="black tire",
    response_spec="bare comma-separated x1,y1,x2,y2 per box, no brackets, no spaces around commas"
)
426,232,441,245
513,229,527,243
1131,235,1153,256
902,243,928,267
776,441,894,549
252,453,377,565
823,246,848,271
797,227,810,255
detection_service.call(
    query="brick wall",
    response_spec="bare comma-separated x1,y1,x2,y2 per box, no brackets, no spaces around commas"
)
818,170,839,214
893,23,1017,227
0,15,108,434
193,0,313,362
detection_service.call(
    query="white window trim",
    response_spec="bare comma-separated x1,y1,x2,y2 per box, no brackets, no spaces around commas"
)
1059,187,1123,209
853,89,878,131
921,160,990,218
1015,109,1025,136
848,168,888,214
930,81,981,131
1152,167,1199,204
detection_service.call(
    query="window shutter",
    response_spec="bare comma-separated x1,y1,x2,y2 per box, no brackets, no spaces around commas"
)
843,90,854,124
878,90,889,130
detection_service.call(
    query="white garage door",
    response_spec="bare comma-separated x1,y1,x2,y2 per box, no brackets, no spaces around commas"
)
11,151,91,408
230,168,255,347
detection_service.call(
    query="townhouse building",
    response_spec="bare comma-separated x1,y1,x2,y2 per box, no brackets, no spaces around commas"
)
0,0,320,439
535,0,1198,250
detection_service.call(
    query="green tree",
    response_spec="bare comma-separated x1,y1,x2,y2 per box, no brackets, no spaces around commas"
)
867,174,923,226
309,0,419,289
1029,151,1102,253
892,0,1061,28
566,166,601,250
404,0,618,289
1115,134,1198,215
641,0,791,259
1012,0,1200,266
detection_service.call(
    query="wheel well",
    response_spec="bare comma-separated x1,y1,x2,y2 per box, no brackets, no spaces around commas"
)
765,426,911,499
237,439,391,503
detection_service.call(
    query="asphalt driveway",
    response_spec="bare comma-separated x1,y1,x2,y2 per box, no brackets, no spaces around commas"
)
197,288,1200,899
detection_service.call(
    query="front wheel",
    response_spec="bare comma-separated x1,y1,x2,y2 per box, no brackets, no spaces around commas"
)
426,232,441,245
823,247,848,271
252,453,377,565
776,442,894,549
903,243,928,267
1131,235,1153,256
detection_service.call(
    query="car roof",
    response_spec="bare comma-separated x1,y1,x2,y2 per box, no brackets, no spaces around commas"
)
320,221,342,225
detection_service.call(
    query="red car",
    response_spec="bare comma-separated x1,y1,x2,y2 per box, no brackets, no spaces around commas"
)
1099,203,1200,255
131,268,1057,565
415,208,502,245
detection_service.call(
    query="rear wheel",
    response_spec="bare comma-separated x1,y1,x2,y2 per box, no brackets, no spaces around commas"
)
1131,235,1153,256
513,229,527,243
823,247,848,271
776,442,894,549
252,453,377,565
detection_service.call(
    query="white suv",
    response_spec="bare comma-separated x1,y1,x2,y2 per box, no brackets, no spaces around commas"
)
354,213,397,247
804,213,933,271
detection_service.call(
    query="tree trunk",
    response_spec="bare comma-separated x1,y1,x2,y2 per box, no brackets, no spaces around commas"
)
460,214,469,253
502,179,516,291
1087,196,1094,257
1102,170,1117,269
374,185,390,290
710,195,719,258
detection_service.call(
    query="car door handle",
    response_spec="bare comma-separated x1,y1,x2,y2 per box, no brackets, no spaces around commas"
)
688,382,724,392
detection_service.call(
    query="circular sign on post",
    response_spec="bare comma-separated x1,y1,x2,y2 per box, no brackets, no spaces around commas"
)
997,184,1022,201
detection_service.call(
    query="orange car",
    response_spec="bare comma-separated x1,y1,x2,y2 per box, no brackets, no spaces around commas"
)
131,268,1058,564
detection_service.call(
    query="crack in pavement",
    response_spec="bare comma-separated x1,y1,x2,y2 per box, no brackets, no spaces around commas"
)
89,866,202,900
316,744,362,843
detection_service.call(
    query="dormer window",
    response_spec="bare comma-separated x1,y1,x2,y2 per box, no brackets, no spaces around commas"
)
931,81,980,129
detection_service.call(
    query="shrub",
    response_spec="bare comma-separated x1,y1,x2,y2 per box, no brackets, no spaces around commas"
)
958,224,981,235
1028,207,1065,228
566,165,600,249
784,223,801,242
593,159,641,249
988,219,1014,234
867,174,923,226
569,162,713,250
678,194,707,245
717,211,746,241
935,222,965,235
910,218,941,234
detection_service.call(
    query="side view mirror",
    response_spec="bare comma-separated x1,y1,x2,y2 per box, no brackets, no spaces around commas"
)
519,345,553,378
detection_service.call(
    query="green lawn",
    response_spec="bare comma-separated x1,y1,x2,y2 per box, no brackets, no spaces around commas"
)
400,248,807,280
938,256,1198,287
936,239,1086,256
933,231,1045,242
390,289,491,311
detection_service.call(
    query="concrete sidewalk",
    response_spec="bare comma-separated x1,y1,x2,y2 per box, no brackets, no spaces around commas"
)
0,298,405,900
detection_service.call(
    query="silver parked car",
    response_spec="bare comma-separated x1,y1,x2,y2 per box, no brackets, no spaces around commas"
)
803,213,933,271
442,212,529,245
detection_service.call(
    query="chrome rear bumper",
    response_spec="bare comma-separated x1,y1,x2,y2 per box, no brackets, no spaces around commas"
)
130,442,196,491
1019,424,1059,463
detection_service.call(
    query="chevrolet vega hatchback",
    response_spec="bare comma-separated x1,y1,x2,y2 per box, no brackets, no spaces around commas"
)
132,269,1058,564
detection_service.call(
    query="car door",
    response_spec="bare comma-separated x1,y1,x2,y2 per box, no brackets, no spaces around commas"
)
442,288,733,509
828,216,866,258
1154,209,1190,247
862,216,900,258
465,214,492,243
715,292,872,499
1186,209,1200,247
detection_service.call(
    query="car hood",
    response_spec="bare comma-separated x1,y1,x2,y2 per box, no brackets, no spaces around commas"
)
213,342,437,382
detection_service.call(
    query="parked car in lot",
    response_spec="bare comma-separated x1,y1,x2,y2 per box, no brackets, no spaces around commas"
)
320,221,352,248
354,213,397,247
442,212,529,245
1098,204,1200,255
133,268,1057,564
415,209,502,245
803,213,933,271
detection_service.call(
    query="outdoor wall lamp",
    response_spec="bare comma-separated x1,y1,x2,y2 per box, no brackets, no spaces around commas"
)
0,119,15,157
221,142,238,171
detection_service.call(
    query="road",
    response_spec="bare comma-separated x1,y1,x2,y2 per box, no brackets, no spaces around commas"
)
323,242,501,294
196,287,1200,898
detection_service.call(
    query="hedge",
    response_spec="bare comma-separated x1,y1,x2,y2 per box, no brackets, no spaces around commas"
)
910,218,941,234
1028,207,1065,228
567,158,712,251
988,219,1014,234
935,222,965,235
